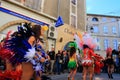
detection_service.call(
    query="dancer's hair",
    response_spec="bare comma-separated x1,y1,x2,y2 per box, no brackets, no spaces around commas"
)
83,44,89,49
32,25,41,39
70,47,76,57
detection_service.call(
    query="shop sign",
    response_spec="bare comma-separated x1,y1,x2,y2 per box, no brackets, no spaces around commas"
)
64,28,75,35
0,7,49,26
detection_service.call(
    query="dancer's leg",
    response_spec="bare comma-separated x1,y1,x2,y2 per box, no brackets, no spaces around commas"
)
89,66,94,80
21,62,34,80
35,71,42,80
110,65,114,79
107,65,111,79
68,69,73,80
71,68,77,80
82,66,87,80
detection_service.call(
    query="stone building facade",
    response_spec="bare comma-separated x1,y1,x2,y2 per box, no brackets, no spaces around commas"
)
87,14,120,57
0,0,86,51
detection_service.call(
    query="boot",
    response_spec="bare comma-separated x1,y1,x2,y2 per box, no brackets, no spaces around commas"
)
68,77,70,80
108,73,110,79
110,74,113,79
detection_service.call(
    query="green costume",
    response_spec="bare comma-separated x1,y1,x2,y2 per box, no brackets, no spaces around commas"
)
68,58,77,69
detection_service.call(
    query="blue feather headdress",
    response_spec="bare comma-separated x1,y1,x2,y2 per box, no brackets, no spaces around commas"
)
3,23,36,64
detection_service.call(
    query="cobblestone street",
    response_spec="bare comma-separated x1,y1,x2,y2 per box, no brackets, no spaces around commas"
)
48,73,120,80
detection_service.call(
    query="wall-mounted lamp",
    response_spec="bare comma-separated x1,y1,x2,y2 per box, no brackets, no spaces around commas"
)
90,27,94,33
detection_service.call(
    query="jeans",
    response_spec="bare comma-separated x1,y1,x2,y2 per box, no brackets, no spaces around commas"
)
56,61,61,74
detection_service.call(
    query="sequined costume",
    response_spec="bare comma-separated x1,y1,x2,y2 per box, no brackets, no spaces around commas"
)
82,48,99,66
68,57,77,69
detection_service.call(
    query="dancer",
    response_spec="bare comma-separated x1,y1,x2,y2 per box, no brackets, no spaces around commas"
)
82,44,100,80
21,24,49,80
67,47,78,80
0,32,23,80
20,24,43,80
32,38,50,80
105,47,114,79
0,23,48,80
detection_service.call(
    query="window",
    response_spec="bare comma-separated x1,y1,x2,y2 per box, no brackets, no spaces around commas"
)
102,17,107,22
71,0,76,5
93,26,99,33
71,15,76,28
104,39,109,50
95,38,100,50
71,5,76,14
113,40,118,50
92,17,99,22
111,18,116,22
17,0,42,11
112,26,117,34
103,26,108,34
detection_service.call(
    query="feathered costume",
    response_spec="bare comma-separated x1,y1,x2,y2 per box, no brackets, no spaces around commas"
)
0,23,49,79
31,43,49,77
74,32,101,66
68,58,77,69
105,47,114,65
0,23,35,63
0,23,36,80
94,60,104,74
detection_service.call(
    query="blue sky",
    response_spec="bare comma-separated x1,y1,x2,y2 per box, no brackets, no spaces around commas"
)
86,0,120,16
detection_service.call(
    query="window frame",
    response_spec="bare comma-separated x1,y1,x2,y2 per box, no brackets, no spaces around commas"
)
113,39,118,50
103,26,108,34
92,17,99,22
112,26,117,34
104,39,109,50
93,26,99,33
95,38,100,51
70,14,77,28
71,0,76,5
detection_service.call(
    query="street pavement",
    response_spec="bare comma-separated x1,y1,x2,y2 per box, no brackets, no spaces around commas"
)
48,72,120,80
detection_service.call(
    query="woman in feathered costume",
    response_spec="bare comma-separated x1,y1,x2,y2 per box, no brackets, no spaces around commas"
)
78,33,101,80
20,24,42,80
0,23,48,80
105,47,114,79
67,47,78,80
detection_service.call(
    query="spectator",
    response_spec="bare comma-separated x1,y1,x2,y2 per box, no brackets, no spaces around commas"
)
112,49,119,73
118,46,120,68
55,50,63,75
48,48,55,74
61,50,69,73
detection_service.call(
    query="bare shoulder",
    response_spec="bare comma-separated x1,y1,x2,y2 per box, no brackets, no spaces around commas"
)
28,36,35,45
29,36,35,40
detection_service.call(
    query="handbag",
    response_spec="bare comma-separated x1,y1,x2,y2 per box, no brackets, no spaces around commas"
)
59,60,63,63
